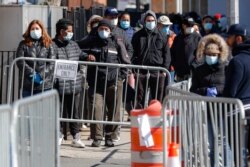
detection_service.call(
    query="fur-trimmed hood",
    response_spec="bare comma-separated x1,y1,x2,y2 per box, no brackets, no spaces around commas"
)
196,33,229,63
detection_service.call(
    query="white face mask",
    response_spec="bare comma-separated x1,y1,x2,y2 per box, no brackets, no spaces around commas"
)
30,29,42,40
63,32,73,41
145,21,156,30
185,27,194,34
110,18,118,26
205,55,219,65
98,30,110,39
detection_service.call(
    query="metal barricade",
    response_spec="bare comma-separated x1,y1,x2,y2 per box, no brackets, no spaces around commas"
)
7,57,171,128
0,105,12,167
167,80,196,96
10,90,60,167
162,95,246,167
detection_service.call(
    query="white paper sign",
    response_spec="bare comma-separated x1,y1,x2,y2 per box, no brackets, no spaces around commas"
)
54,60,78,80
138,114,154,147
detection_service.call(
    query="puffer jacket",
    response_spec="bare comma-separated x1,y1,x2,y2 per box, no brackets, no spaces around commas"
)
190,62,228,96
190,33,229,97
52,38,86,95
16,40,55,91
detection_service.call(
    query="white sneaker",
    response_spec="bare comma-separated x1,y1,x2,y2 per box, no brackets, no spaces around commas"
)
112,136,121,142
71,139,85,148
59,135,64,146
82,124,87,129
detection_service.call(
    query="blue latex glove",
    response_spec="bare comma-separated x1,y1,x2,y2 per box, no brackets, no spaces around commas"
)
30,72,43,85
206,87,217,97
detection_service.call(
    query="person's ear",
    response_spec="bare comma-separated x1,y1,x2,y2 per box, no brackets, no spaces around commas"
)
235,35,243,44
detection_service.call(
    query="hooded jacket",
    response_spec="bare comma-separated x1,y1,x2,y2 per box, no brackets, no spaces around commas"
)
131,10,171,71
223,40,250,104
190,34,229,96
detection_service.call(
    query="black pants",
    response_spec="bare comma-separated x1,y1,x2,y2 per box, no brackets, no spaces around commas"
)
135,73,165,109
60,93,80,136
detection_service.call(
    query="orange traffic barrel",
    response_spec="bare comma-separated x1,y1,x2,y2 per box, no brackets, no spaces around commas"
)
131,100,169,167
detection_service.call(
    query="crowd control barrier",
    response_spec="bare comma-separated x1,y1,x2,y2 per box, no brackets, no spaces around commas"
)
0,105,12,167
162,95,246,167
7,57,171,130
0,90,60,167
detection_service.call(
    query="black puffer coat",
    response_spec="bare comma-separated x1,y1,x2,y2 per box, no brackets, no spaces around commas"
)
190,62,228,96
52,38,86,95
16,40,55,91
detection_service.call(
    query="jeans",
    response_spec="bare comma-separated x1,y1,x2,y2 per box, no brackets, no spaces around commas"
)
208,118,232,167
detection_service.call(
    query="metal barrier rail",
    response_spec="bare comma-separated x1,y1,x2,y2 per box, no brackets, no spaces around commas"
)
7,57,171,127
162,95,246,167
0,51,17,104
167,80,196,96
10,90,60,167
0,105,12,167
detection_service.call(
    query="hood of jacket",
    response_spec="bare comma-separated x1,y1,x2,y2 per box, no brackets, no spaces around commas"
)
143,10,157,25
232,39,250,56
196,33,229,63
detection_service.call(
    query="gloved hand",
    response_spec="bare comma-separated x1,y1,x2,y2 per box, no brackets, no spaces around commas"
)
206,87,217,97
30,72,43,85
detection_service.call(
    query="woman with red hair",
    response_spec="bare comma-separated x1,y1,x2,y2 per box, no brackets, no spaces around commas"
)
16,19,55,97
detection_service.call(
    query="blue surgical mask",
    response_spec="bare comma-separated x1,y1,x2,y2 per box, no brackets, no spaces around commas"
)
204,23,213,30
98,30,110,39
205,55,219,65
63,32,73,41
145,21,156,30
162,26,170,35
30,29,42,40
120,21,130,29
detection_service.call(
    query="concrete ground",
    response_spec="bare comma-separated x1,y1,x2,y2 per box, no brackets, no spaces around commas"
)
60,126,131,167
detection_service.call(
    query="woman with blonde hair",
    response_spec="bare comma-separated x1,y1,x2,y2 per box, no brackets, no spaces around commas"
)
190,33,232,167
16,19,55,97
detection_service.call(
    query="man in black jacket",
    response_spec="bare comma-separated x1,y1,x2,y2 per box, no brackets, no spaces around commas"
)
171,16,201,82
131,10,171,109
223,24,250,165
79,19,130,147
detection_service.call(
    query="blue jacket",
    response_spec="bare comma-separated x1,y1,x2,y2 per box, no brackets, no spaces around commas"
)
224,40,250,104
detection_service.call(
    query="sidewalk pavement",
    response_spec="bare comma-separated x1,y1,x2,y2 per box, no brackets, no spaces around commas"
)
60,126,131,167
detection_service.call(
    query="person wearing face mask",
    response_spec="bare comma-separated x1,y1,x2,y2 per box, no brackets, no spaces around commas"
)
157,15,175,82
224,25,250,164
200,15,215,37
16,19,55,97
104,7,133,59
78,19,130,147
190,34,232,167
171,16,201,82
52,18,87,148
118,12,135,42
131,10,171,108
117,11,136,120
